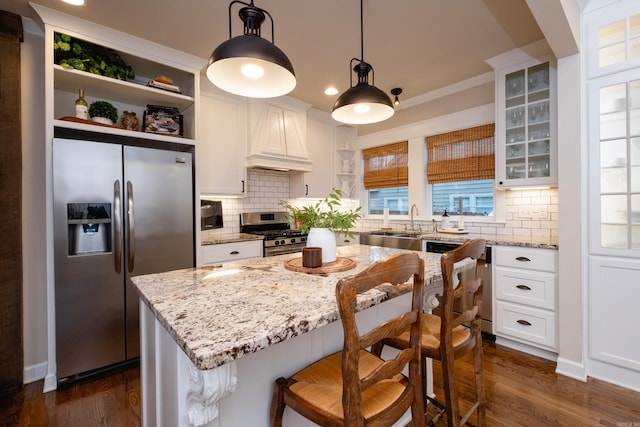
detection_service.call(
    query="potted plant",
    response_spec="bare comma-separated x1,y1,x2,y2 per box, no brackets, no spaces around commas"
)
279,188,361,263
89,100,118,125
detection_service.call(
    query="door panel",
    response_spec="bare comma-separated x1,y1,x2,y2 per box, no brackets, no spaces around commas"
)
123,146,194,358
53,138,125,378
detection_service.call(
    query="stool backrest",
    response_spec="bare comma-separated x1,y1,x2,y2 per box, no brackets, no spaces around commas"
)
336,252,425,426
438,239,487,353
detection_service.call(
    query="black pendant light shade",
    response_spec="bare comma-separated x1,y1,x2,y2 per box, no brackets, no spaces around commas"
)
206,1,296,98
331,0,394,125
332,61,394,124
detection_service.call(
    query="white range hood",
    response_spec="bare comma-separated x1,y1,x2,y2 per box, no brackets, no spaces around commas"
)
246,99,313,172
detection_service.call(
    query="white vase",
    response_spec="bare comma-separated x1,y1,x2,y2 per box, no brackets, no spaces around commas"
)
306,228,337,264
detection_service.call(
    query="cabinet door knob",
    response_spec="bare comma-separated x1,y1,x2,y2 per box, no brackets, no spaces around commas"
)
516,284,532,291
241,180,245,193
305,184,309,196
517,319,532,326
230,250,239,255
515,256,531,262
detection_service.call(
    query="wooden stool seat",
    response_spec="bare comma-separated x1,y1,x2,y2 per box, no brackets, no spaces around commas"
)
384,313,473,359
280,350,408,422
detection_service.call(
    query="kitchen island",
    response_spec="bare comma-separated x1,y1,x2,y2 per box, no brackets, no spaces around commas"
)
132,245,470,427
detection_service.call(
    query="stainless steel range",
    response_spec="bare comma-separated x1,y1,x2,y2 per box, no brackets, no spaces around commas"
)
240,212,307,257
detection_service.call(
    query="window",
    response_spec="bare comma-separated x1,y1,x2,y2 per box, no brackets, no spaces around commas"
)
363,142,409,215
427,124,495,216
432,180,494,216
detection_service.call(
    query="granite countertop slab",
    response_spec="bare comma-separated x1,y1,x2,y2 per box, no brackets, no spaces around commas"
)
201,233,264,245
131,245,466,371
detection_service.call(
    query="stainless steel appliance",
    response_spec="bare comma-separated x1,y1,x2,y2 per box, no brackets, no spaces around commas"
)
240,212,307,257
425,240,494,337
53,137,194,383
201,199,223,230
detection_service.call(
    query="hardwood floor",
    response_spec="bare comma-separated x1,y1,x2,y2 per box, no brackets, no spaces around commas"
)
1,341,639,426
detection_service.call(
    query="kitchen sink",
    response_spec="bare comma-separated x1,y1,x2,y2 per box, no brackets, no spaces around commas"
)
360,232,422,251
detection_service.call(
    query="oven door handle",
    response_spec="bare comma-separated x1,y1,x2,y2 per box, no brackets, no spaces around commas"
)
265,246,306,257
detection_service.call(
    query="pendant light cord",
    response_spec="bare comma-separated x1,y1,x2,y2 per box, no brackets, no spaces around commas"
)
359,0,364,62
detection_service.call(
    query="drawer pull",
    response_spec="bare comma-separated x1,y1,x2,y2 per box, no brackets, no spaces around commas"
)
516,284,532,291
230,251,240,255
517,319,532,326
515,256,531,262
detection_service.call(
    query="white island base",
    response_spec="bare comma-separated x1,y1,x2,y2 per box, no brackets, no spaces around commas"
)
140,293,429,427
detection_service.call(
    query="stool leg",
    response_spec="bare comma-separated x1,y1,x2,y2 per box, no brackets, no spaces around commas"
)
441,350,461,427
270,378,286,427
473,341,486,426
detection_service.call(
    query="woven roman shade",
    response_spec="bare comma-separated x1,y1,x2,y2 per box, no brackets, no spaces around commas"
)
363,141,408,189
426,124,495,184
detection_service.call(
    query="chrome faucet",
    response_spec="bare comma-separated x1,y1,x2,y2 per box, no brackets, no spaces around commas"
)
410,204,418,230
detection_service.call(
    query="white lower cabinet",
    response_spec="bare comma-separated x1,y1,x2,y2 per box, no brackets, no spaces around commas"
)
494,246,557,352
202,241,262,265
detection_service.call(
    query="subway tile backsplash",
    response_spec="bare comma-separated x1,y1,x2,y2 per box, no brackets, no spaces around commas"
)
201,169,290,240
202,171,558,241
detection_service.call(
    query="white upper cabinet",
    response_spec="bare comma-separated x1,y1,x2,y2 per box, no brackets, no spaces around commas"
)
199,88,247,196
246,98,312,171
487,41,557,188
290,118,335,198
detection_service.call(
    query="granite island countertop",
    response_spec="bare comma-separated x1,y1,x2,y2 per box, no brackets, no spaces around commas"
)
131,245,470,371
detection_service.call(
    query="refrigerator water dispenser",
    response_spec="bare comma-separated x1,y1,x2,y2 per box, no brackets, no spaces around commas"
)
67,203,111,255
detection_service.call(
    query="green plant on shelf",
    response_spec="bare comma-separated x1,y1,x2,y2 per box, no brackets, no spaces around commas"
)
54,32,135,81
88,101,118,123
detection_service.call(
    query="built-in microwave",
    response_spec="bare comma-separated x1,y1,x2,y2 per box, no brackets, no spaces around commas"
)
201,200,223,230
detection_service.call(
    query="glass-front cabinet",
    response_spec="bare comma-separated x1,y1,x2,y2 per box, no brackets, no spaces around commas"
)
489,43,557,189
504,63,552,182
589,72,640,252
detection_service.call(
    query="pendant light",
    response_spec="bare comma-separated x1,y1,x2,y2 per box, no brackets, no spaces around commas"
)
206,0,296,98
332,0,394,124
391,87,402,106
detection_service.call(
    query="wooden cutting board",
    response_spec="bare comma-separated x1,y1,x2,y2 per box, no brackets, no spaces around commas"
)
284,257,356,274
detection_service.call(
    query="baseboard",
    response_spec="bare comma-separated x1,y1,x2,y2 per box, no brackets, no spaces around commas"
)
556,356,587,381
23,361,48,384
43,372,57,392
495,336,558,362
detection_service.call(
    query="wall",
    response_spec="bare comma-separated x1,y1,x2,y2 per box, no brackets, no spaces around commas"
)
21,18,48,384
201,169,290,239
354,188,559,239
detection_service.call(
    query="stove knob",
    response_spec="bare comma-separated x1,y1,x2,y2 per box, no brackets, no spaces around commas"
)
301,237,306,243
280,239,285,245
274,240,279,246
290,238,295,244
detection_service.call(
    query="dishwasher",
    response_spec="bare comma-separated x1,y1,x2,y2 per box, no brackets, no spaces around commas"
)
426,240,494,338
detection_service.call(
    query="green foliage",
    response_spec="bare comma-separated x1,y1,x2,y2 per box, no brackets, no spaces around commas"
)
54,32,135,81
88,101,118,123
279,188,361,237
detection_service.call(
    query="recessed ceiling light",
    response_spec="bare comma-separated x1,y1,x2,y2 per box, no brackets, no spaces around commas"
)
324,87,339,96
63,0,85,5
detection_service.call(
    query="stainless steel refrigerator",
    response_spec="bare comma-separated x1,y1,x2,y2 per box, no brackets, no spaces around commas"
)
53,137,194,381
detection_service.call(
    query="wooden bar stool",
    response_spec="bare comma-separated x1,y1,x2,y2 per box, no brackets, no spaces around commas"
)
270,252,426,426
373,239,487,427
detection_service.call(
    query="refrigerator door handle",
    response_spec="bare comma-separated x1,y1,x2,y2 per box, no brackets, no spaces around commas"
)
127,180,135,273
114,180,123,274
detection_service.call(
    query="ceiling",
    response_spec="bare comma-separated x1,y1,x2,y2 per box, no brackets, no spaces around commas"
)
3,0,552,130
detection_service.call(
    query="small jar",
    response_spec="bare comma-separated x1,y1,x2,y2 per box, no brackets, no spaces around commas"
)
120,111,139,131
